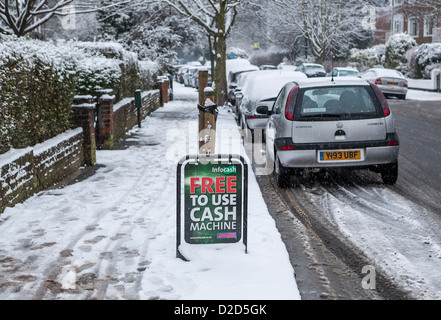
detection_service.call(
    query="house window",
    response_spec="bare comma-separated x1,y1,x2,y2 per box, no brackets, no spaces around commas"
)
393,14,403,34
408,17,419,37
424,16,436,37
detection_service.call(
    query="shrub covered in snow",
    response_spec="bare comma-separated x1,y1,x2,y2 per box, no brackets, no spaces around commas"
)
67,41,151,101
384,33,416,75
0,36,76,154
415,43,441,79
349,44,386,71
0,36,161,154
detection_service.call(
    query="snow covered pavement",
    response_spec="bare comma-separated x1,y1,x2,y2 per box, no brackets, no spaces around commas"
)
0,84,300,300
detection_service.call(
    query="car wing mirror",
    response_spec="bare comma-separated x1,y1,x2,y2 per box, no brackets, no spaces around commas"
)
256,105,269,115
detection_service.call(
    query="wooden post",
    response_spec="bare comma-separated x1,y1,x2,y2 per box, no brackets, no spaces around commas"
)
199,87,217,155
198,69,217,155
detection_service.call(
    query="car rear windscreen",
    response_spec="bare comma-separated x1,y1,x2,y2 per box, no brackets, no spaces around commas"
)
296,86,381,120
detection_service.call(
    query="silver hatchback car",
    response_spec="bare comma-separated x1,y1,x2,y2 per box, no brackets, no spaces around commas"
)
259,77,400,187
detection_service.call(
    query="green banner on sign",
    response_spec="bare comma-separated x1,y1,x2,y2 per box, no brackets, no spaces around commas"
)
184,162,242,244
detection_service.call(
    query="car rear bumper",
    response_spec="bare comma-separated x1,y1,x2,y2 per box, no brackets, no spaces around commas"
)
378,85,408,95
275,135,399,168
278,146,399,168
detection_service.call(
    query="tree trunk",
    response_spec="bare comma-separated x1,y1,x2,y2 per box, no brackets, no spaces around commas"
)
213,2,228,106
214,34,227,106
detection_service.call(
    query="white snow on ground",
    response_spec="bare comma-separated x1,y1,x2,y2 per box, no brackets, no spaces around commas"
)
303,184,441,300
406,89,441,100
0,83,300,300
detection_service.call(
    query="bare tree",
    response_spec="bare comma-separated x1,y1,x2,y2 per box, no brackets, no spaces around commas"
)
161,0,240,106
269,0,372,63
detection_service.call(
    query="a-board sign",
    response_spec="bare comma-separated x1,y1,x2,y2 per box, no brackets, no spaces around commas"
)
176,154,248,259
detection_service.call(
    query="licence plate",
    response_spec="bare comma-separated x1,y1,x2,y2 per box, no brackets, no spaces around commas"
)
319,149,363,162
388,82,399,86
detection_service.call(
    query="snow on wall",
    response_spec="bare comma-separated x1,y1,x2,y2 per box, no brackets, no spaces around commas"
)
0,128,84,214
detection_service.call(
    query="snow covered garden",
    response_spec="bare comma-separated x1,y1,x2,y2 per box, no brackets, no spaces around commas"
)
350,33,441,79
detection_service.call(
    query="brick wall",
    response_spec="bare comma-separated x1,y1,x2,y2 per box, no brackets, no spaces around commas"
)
113,89,161,142
0,128,84,213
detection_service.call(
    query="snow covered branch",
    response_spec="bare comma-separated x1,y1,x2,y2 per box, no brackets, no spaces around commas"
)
0,0,74,36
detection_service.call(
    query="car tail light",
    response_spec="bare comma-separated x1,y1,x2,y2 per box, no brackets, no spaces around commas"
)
370,83,391,117
247,115,256,119
388,141,399,146
404,80,408,88
281,145,294,150
285,86,299,120
375,78,382,85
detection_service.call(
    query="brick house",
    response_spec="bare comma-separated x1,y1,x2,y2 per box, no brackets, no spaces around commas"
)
373,0,441,45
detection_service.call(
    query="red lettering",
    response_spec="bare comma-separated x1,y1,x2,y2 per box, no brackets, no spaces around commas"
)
201,177,214,194
190,177,200,194
215,177,226,193
227,176,237,193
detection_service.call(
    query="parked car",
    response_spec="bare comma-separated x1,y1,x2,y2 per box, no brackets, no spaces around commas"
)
360,68,408,100
259,65,277,70
177,66,189,84
193,67,212,89
236,70,307,141
329,67,360,78
277,63,297,72
259,77,400,187
226,59,259,105
229,71,257,114
296,63,327,78
172,64,184,81
183,66,200,87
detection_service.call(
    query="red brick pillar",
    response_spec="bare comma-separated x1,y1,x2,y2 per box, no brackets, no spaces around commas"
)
158,76,169,105
71,96,96,166
163,79,169,103
96,89,115,150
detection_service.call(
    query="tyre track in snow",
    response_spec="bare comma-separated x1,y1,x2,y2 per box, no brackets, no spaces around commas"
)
260,167,441,299
255,164,413,299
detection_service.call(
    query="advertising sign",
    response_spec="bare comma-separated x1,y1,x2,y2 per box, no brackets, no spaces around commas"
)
177,155,248,259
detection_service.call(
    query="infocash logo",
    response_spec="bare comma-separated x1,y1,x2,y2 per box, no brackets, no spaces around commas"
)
212,166,236,175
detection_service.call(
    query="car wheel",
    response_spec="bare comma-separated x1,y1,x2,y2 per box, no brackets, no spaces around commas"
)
381,162,398,185
398,94,406,100
274,152,290,188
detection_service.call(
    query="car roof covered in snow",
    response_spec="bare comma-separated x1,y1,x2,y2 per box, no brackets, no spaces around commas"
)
295,77,370,89
240,70,307,101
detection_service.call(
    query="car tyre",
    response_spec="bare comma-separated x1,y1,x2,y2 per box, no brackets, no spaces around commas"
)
381,162,398,185
274,152,290,188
